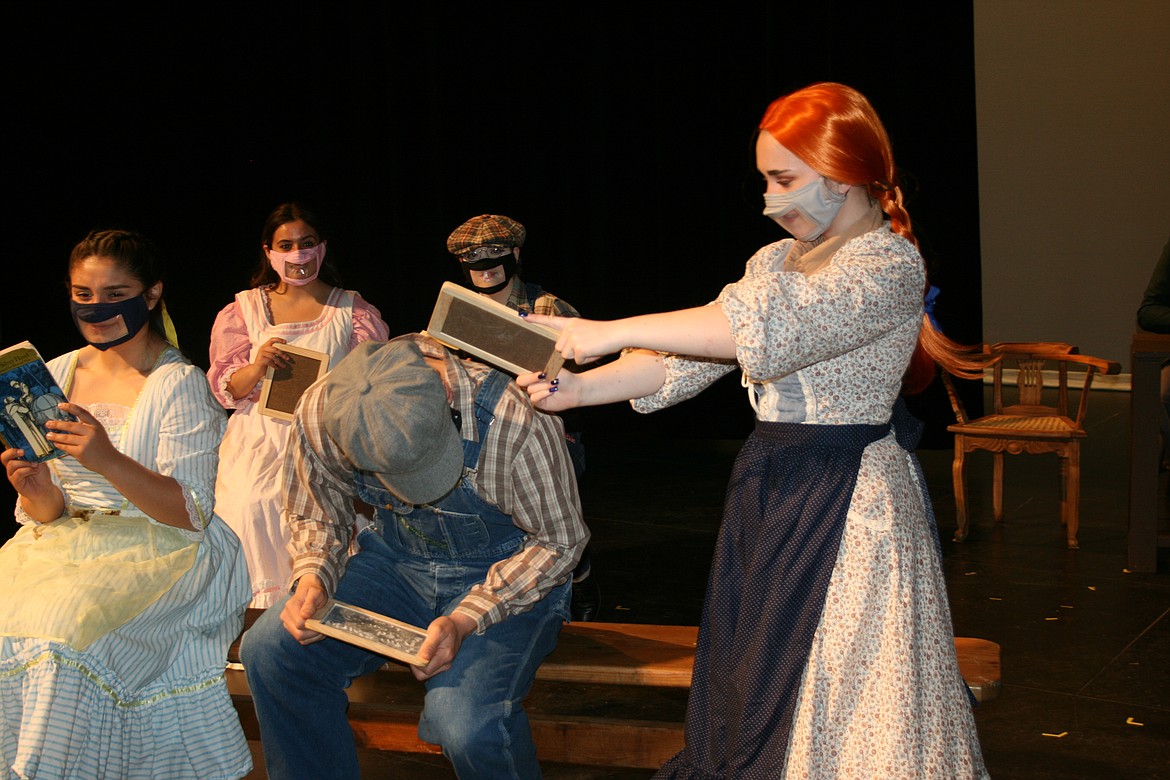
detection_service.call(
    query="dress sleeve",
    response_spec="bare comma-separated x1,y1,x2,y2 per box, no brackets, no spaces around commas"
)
206,300,257,408
629,351,738,414
719,232,923,382
629,244,792,414
348,292,390,348
152,363,229,532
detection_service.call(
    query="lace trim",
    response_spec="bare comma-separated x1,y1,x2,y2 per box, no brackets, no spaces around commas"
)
12,501,62,527
86,402,129,431
182,488,206,532
217,367,246,405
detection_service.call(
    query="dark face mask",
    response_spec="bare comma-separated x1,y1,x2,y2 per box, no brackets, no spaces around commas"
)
70,295,151,350
459,254,518,295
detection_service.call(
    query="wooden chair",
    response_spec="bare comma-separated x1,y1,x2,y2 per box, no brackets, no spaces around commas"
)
941,342,1121,548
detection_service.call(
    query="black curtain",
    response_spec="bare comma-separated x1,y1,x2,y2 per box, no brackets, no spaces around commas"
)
3,4,982,536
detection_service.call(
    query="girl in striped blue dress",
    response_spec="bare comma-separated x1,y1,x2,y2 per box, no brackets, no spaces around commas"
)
0,230,252,779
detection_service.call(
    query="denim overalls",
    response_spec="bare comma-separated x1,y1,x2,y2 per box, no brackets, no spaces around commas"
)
242,370,570,780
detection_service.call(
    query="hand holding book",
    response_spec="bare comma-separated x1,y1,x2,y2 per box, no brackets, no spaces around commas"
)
0,341,76,463
41,402,122,473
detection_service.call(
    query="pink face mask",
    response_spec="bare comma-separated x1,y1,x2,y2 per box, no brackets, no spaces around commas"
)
266,242,326,286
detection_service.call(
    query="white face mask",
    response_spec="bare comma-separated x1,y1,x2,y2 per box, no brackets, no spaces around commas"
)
266,242,326,286
762,178,847,241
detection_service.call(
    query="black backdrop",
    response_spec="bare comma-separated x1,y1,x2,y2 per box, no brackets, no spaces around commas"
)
3,4,983,534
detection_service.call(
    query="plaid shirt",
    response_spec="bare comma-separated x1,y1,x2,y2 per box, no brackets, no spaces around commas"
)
283,334,588,632
502,277,581,318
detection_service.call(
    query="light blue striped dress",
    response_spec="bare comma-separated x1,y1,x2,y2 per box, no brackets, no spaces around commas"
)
0,347,252,779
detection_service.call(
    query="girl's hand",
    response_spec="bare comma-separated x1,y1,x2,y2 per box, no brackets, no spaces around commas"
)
226,337,289,400
254,337,290,370
2,447,54,499
516,370,583,412
522,314,622,365
45,403,119,472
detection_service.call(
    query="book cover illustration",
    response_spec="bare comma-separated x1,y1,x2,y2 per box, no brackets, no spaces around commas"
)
306,599,428,667
0,341,76,462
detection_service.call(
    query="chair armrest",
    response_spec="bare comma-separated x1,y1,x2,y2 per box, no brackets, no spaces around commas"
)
940,372,971,424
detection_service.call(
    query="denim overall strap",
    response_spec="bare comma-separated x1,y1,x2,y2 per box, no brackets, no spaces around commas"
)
466,369,512,466
352,368,523,561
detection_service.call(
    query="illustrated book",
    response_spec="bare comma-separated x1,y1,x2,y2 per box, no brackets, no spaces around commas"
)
424,281,565,378
306,599,428,667
258,343,329,421
0,341,76,462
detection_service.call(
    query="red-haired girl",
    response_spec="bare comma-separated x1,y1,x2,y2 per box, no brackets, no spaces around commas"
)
519,83,987,778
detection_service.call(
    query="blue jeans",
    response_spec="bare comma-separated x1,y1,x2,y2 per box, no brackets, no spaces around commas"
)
241,526,570,779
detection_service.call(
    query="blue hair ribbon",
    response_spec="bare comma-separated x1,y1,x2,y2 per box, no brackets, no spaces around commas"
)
924,284,942,332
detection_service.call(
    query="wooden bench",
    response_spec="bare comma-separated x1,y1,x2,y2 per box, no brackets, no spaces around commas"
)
227,609,999,770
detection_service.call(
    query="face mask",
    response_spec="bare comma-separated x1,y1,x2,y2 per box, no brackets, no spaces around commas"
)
267,242,326,286
459,252,517,295
71,295,152,350
762,177,848,241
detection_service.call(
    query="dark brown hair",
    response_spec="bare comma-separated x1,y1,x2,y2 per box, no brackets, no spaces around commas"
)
249,202,342,288
68,228,168,340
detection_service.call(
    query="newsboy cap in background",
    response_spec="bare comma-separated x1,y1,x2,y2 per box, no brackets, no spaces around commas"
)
446,214,527,255
321,337,463,505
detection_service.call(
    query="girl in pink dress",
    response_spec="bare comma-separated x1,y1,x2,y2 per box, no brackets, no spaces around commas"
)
208,203,388,608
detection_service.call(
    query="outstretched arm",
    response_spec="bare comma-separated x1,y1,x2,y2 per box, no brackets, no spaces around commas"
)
524,305,737,365
518,349,666,411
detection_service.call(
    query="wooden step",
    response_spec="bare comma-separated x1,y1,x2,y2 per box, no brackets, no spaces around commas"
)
228,670,688,769
228,611,999,769
955,636,1001,703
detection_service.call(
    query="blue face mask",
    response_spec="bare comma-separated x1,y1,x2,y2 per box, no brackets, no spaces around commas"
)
70,295,151,350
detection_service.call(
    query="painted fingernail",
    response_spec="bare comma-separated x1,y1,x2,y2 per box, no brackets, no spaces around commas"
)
518,311,528,318
538,373,546,380
549,386,558,393
550,378,559,386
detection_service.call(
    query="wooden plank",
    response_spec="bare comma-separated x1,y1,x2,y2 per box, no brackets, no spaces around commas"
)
345,709,682,769
229,669,684,769
234,616,998,698
954,637,1001,703
530,716,684,768
536,622,698,687
348,714,445,757
229,632,1000,769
